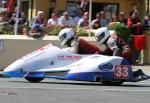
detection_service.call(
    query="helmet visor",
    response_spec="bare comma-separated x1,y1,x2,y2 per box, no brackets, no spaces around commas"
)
95,32,105,43
59,33,67,45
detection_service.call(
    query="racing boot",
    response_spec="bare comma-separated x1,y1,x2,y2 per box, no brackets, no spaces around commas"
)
133,69,150,82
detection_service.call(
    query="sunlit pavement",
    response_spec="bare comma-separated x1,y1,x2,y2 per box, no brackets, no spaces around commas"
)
0,76,150,103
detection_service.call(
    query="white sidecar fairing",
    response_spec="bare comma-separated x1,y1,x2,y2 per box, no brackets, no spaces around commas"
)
3,44,133,82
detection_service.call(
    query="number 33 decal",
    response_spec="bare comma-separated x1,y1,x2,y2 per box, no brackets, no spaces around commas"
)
114,65,129,79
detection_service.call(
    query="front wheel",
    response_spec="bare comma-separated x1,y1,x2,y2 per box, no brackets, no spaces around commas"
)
102,80,124,86
25,77,44,83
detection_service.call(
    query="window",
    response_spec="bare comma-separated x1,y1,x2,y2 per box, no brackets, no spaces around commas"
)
66,1,119,19
21,1,29,16
67,1,80,17
91,3,119,19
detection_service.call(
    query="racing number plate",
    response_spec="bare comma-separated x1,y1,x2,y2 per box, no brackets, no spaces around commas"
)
114,65,129,79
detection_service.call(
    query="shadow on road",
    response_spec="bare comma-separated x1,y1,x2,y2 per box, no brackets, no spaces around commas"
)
8,80,150,87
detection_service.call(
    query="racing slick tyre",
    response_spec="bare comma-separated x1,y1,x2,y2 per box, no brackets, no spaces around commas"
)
102,80,124,86
25,77,44,83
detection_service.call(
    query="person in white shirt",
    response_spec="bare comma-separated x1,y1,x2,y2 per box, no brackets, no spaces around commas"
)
58,11,74,29
47,12,58,28
77,12,89,28
90,12,101,29
0,0,7,13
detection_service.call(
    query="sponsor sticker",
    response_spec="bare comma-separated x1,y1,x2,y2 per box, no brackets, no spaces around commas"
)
58,55,82,60
99,63,113,71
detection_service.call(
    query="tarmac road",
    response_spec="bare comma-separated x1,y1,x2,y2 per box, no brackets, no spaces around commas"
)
0,78,150,103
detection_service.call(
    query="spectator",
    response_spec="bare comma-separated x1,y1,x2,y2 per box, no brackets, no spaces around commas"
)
73,9,83,25
118,11,127,25
100,11,109,27
17,12,29,34
127,10,143,35
46,12,58,28
0,10,9,33
57,10,64,24
58,11,74,29
0,0,8,22
143,14,150,30
32,10,46,28
78,11,89,28
0,10,8,22
127,10,144,64
90,12,101,29
0,0,7,14
111,13,118,22
8,13,16,25
18,12,29,26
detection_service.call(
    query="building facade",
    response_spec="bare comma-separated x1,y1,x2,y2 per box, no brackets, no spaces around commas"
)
18,0,149,22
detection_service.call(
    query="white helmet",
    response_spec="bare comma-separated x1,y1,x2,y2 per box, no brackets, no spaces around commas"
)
95,27,110,45
58,28,75,46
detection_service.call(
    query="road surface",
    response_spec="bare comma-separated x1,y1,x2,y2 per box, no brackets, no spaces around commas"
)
0,78,150,103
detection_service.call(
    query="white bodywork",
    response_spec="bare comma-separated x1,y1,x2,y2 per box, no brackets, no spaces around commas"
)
4,44,123,74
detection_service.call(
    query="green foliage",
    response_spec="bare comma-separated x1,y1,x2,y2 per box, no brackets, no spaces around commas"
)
76,28,95,36
45,25,61,36
45,26,95,36
107,22,131,42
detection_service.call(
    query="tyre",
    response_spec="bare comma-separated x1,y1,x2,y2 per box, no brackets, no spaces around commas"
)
102,80,124,86
25,77,44,83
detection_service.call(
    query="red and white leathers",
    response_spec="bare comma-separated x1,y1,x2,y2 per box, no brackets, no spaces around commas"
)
103,35,131,59
69,38,101,54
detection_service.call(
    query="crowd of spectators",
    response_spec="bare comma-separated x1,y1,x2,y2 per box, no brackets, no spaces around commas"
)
0,0,150,36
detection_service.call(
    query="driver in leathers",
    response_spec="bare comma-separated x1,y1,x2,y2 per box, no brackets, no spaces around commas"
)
95,27,150,81
58,28,101,54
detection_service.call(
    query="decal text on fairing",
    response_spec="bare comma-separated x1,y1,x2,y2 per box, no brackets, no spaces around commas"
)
58,55,82,60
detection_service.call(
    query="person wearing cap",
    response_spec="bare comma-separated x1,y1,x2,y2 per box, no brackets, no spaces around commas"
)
58,11,74,29
8,13,16,25
58,28,101,54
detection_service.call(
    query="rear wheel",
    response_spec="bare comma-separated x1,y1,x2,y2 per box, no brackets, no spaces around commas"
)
102,80,124,86
25,77,44,83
